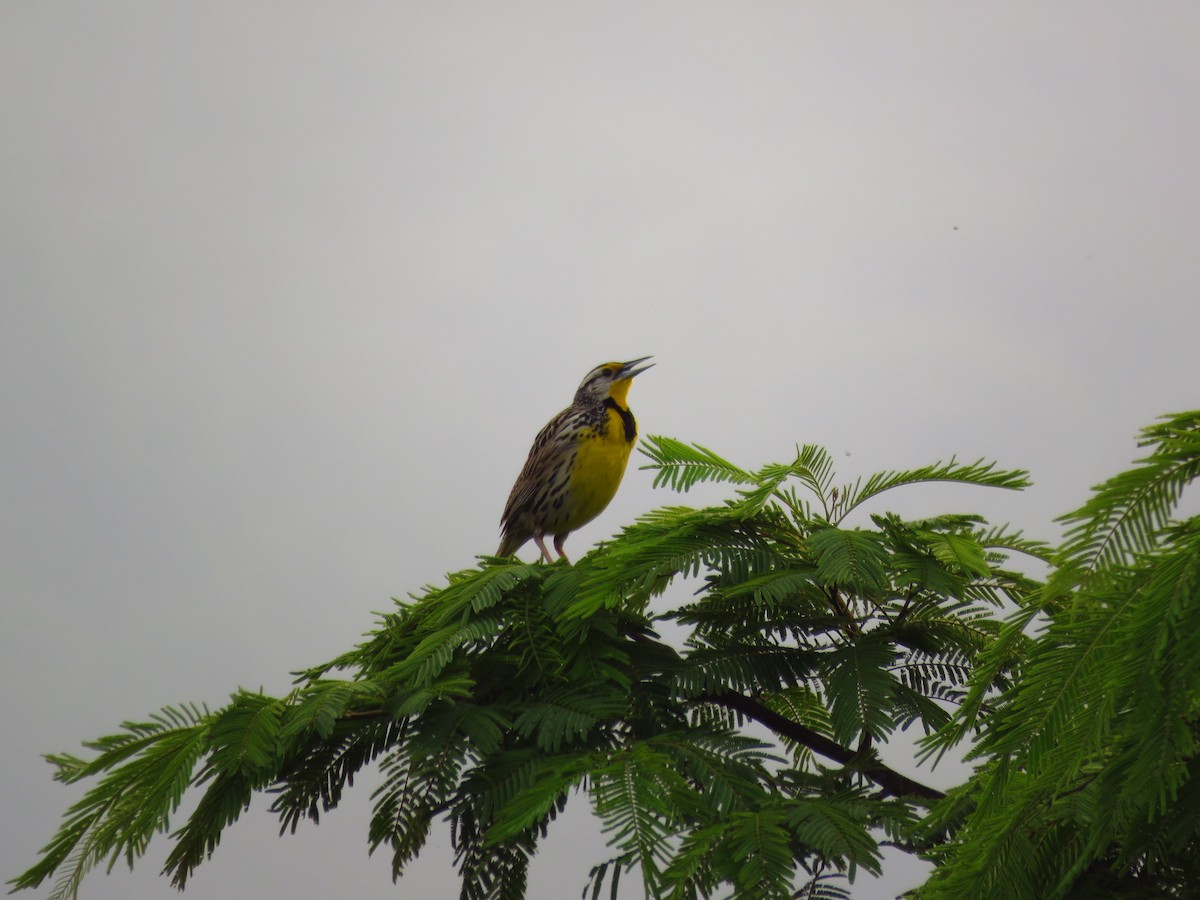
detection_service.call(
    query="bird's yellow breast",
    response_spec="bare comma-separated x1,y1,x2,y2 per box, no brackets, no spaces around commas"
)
562,405,636,533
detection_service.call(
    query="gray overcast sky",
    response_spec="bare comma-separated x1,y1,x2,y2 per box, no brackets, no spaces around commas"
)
3,4,1198,898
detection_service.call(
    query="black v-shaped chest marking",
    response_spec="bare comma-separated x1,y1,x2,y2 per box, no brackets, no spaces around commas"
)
604,398,637,442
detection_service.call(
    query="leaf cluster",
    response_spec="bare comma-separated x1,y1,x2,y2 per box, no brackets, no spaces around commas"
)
13,435,1048,898
917,411,1200,898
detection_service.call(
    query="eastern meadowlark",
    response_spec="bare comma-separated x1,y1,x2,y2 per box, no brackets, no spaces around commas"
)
498,357,653,563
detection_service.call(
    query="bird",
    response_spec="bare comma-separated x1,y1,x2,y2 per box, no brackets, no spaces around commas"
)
498,357,653,563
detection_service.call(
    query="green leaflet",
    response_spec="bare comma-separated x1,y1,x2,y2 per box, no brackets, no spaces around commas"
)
638,436,756,492
14,707,212,899
821,632,899,745
809,526,891,596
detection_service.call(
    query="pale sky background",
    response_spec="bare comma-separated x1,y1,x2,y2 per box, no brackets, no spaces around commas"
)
3,4,1198,899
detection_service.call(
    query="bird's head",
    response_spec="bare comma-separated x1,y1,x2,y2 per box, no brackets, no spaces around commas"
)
575,356,654,406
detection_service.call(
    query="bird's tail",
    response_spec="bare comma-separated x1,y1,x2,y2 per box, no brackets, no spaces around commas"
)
496,529,527,558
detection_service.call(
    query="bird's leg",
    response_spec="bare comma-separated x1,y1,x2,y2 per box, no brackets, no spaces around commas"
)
533,534,555,564
553,534,570,564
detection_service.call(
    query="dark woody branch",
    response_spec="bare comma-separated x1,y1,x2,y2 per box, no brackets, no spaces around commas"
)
706,691,946,803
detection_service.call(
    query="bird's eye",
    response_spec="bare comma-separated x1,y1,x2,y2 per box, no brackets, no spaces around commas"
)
601,368,614,377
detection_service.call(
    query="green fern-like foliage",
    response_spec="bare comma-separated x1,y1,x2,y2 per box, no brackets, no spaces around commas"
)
917,410,1200,899
11,435,1048,899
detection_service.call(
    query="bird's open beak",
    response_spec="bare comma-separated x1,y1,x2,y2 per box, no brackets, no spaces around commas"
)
618,356,654,380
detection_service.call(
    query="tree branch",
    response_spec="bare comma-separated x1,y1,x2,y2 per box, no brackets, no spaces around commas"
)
706,691,946,803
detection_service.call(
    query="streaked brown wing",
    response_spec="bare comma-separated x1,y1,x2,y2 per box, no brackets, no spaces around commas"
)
500,407,580,527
